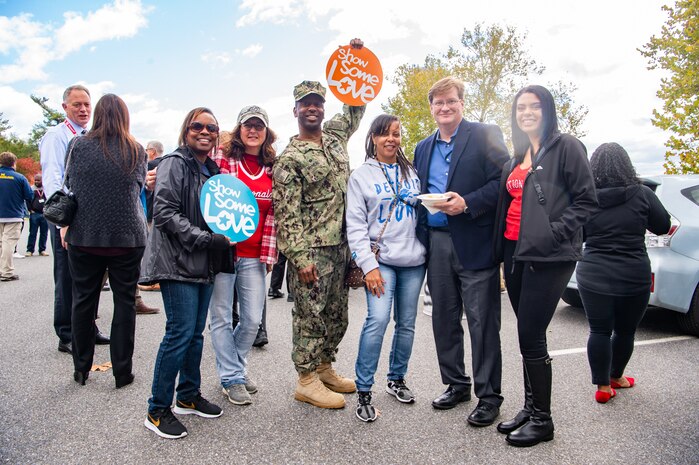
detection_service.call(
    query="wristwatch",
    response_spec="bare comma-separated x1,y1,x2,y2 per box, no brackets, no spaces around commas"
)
463,204,469,214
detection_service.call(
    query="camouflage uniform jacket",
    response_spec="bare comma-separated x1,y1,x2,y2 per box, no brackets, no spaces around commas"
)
273,104,365,270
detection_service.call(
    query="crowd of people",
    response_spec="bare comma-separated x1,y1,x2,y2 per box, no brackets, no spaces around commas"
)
0,37,671,446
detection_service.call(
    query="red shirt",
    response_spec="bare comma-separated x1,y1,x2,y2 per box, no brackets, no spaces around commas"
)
504,164,529,241
236,154,273,258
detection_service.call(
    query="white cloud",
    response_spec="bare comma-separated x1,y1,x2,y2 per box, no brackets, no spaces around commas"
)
54,0,152,58
236,0,303,27
240,44,262,58
0,86,44,139
0,0,151,84
202,51,232,67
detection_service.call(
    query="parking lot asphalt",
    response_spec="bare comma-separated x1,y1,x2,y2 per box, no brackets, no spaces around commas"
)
1,224,698,464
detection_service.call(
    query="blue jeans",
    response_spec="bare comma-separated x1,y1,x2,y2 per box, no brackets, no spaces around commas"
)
27,212,48,253
209,258,265,388
148,280,213,412
355,263,425,392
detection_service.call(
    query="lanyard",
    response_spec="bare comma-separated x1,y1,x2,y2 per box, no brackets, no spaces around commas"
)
64,120,77,135
380,162,399,197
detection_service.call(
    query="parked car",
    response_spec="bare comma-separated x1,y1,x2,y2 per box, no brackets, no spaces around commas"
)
563,175,699,336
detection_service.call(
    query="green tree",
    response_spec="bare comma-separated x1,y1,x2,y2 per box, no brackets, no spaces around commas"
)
640,0,699,174
0,113,10,137
383,23,588,158
28,95,64,148
383,56,450,159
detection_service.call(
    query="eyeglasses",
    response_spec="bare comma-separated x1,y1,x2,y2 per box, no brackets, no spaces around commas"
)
189,122,219,133
431,99,462,108
242,122,266,131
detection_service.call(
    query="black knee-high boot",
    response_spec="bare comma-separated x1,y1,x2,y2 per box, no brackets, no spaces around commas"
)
506,356,554,447
497,360,533,434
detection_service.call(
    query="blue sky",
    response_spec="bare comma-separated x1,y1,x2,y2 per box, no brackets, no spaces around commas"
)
0,0,669,174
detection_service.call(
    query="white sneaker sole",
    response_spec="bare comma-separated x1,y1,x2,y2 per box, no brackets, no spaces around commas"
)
143,418,187,439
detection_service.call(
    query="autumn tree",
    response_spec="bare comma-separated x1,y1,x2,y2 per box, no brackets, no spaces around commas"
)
383,56,450,159
383,23,588,158
640,0,699,174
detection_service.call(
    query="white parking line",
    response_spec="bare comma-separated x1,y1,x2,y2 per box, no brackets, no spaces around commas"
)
549,335,696,357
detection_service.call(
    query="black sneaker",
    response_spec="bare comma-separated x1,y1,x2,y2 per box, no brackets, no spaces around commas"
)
144,408,188,439
173,394,223,418
386,379,415,403
356,391,377,422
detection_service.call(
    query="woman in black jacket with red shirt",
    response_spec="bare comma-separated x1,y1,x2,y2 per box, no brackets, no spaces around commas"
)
493,85,597,447
578,143,670,404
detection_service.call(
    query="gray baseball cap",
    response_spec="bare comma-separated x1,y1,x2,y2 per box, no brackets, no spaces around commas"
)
237,105,269,127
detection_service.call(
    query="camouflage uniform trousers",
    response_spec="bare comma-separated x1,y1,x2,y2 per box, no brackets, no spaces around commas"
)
288,243,349,374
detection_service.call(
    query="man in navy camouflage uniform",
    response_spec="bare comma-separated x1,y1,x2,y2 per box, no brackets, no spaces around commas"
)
273,40,366,408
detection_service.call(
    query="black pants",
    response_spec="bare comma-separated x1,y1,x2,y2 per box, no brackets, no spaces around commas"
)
579,287,649,385
49,225,73,343
428,230,503,405
68,246,144,377
270,252,289,292
503,240,575,359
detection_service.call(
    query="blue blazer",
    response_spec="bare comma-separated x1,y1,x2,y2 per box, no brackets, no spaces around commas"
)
414,119,510,270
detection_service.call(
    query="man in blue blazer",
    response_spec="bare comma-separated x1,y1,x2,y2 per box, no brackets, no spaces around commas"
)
414,77,509,427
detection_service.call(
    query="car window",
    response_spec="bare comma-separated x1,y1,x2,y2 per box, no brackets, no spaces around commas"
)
681,185,699,206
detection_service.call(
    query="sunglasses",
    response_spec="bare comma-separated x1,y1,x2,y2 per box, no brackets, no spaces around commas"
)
242,121,266,131
189,122,219,133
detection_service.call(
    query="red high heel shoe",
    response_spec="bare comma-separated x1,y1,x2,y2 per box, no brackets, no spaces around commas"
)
595,388,617,404
610,376,635,389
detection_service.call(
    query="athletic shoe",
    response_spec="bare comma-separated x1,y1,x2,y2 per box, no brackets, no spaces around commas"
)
173,394,223,418
422,306,432,317
12,252,24,259
39,251,49,256
144,408,187,439
356,391,377,422
244,376,258,394
386,379,415,403
222,384,252,405
25,251,33,257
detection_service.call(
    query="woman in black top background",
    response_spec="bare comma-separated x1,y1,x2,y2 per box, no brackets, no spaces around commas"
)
577,143,670,403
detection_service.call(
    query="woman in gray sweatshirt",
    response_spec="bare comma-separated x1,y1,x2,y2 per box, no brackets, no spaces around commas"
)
346,114,426,422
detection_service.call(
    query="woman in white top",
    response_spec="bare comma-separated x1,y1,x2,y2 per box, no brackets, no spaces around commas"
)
346,114,426,422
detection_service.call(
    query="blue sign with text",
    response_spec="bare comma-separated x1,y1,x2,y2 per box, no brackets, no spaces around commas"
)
200,174,259,243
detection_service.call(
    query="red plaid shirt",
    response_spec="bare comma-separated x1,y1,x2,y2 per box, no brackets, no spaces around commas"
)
210,148,278,265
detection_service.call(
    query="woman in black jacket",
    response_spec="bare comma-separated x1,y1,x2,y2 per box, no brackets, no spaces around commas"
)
493,85,597,447
141,108,234,440
63,94,146,389
578,143,670,403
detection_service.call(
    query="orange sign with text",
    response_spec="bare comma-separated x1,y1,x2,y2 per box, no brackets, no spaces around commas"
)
326,45,383,106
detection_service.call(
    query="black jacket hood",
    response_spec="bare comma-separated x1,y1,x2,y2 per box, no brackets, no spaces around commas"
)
596,184,641,209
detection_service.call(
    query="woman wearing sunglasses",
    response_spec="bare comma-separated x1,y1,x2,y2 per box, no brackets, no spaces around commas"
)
141,108,234,439
208,105,278,406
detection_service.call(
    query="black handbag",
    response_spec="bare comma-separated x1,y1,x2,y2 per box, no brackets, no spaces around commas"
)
43,140,78,227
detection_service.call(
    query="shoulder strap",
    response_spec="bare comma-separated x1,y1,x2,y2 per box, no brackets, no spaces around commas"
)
375,200,397,243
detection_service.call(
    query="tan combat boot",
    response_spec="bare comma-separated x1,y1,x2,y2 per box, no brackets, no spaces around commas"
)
294,371,345,409
316,362,356,393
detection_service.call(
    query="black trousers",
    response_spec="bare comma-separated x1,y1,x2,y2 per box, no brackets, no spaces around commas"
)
49,225,73,343
269,252,289,292
68,246,144,377
579,287,649,385
503,239,575,359
428,230,503,405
